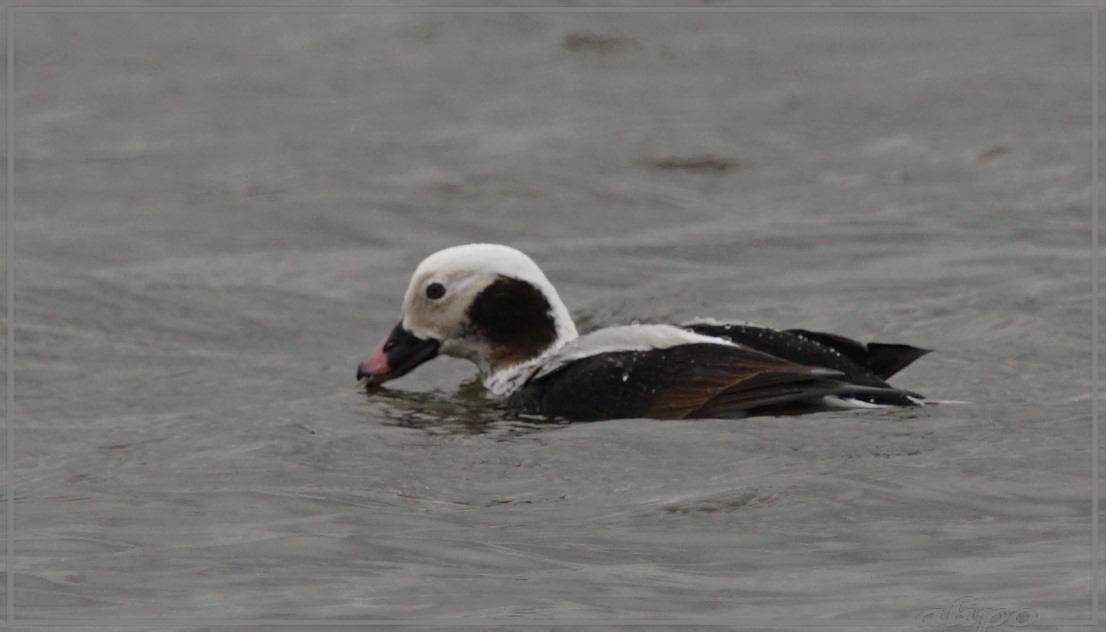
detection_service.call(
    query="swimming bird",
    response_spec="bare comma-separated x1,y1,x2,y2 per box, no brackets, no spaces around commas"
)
357,243,929,421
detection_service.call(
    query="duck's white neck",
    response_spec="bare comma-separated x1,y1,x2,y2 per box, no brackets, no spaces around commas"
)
484,336,570,396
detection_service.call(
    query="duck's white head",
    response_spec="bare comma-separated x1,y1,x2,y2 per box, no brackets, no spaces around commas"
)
357,244,578,393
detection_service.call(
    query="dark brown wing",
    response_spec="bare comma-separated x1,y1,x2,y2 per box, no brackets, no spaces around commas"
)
509,342,918,421
687,370,920,418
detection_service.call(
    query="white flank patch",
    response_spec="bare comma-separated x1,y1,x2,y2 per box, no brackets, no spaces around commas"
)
822,395,889,409
822,394,936,409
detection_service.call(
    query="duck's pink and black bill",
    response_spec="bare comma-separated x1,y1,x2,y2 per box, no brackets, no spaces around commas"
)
357,322,441,386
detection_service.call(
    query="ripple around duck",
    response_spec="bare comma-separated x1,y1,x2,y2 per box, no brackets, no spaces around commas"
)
363,378,567,437
657,488,781,515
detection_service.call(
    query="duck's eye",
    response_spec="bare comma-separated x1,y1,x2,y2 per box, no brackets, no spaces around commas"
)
425,282,446,300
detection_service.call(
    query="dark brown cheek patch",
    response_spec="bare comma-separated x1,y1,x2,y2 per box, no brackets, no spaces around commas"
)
466,275,557,367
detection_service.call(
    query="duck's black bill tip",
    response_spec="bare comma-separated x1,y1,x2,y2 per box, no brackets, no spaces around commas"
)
357,323,442,391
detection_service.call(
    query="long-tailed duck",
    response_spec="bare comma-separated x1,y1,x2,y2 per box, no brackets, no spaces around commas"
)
357,243,929,421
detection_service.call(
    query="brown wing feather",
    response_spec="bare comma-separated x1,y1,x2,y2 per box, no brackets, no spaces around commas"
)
642,351,846,419
687,373,856,418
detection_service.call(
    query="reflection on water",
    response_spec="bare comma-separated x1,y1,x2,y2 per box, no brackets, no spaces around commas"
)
659,488,780,515
364,377,565,436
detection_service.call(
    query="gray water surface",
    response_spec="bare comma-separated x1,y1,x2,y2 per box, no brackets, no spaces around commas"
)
8,7,1097,629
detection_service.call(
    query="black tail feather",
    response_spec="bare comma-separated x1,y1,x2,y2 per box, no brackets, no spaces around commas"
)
785,329,930,379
